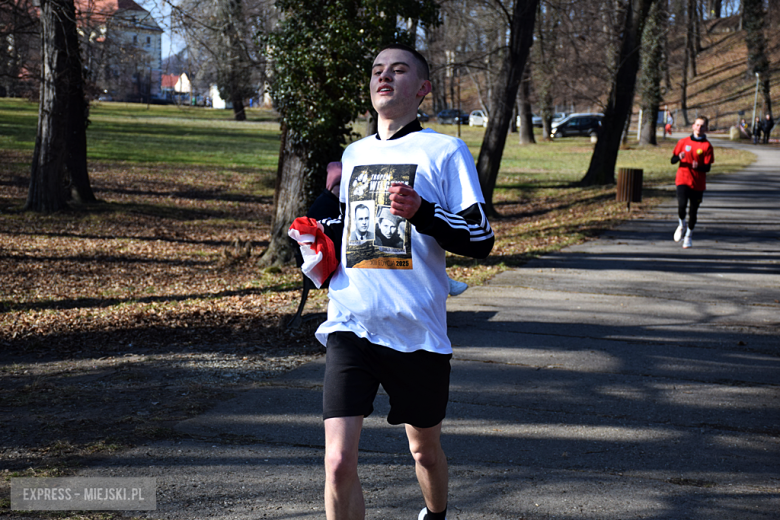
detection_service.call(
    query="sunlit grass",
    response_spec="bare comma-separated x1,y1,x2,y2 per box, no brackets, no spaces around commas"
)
0,98,281,169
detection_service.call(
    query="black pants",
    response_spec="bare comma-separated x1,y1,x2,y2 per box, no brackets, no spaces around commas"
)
677,185,704,230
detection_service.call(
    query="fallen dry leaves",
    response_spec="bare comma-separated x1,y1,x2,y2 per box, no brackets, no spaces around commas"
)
0,151,319,355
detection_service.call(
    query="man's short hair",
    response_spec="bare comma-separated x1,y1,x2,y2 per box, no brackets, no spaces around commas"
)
379,43,430,81
355,203,369,215
696,116,709,128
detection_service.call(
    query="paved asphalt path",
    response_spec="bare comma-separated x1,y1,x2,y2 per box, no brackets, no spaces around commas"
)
80,139,779,519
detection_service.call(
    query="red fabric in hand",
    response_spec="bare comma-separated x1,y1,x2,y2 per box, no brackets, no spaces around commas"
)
288,217,338,288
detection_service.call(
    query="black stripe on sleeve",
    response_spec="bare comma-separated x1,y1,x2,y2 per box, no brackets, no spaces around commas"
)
409,199,494,259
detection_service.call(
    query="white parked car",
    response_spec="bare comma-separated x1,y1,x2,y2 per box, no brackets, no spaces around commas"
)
469,110,488,127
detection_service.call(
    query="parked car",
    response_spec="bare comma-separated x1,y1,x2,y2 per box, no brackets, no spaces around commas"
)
550,113,604,138
437,109,469,125
417,109,430,122
469,110,488,127
522,112,568,128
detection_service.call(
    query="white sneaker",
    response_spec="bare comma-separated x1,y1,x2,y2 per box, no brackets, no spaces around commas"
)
682,234,692,248
448,278,468,296
674,221,687,242
418,507,446,520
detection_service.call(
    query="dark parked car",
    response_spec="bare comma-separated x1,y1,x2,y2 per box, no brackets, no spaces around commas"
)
550,113,604,138
526,112,567,128
417,109,430,122
437,109,469,125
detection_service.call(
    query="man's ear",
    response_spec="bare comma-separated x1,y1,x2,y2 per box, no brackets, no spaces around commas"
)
417,80,432,100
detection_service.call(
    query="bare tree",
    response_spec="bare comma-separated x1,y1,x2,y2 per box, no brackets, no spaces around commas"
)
171,0,270,117
581,0,657,186
743,0,772,116
638,0,666,145
215,0,253,120
27,0,95,212
476,0,540,216
531,0,563,138
518,65,535,144
686,0,698,78
426,1,504,115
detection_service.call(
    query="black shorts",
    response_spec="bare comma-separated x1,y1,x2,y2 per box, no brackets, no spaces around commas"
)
676,184,704,204
323,331,451,428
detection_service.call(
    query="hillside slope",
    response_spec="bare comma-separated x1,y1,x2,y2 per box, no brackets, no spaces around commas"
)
662,16,780,130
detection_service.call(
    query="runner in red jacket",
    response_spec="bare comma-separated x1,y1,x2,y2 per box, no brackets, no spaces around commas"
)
671,116,714,249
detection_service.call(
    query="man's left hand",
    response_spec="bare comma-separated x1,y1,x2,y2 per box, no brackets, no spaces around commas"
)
389,182,421,219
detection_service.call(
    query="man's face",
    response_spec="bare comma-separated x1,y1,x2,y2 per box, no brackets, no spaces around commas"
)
370,48,430,119
378,218,397,239
355,208,369,234
692,119,705,136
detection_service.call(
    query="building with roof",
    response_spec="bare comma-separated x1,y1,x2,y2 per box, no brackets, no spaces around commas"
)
77,0,163,101
161,72,191,103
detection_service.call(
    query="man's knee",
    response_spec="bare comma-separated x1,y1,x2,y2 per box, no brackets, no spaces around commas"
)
325,449,359,483
408,438,444,469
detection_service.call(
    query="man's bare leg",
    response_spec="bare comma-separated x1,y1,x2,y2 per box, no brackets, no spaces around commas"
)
324,416,364,520
406,422,448,514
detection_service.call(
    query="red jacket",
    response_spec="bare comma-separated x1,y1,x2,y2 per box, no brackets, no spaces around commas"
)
673,135,714,190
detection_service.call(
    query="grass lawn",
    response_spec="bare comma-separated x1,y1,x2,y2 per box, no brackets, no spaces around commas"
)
0,98,756,298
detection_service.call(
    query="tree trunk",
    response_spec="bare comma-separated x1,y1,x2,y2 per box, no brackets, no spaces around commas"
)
518,66,535,144
532,0,557,143
638,0,665,146
686,0,697,78
680,70,690,125
581,0,657,186
232,95,247,121
63,1,95,205
760,77,772,117
217,0,252,122
260,124,311,267
476,0,539,216
27,0,92,212
639,108,659,146
743,0,771,116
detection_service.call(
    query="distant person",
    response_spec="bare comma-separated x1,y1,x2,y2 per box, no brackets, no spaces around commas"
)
762,113,774,144
738,118,750,139
752,116,763,144
665,114,674,136
671,116,714,249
